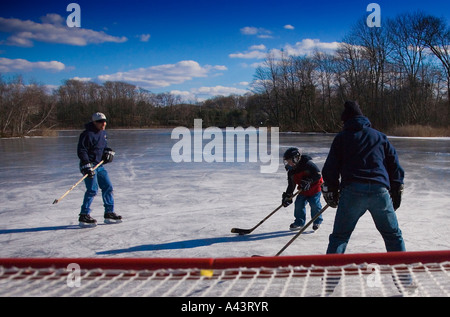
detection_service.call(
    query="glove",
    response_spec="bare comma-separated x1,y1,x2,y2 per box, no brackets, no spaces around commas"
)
299,178,312,191
390,183,404,210
102,147,115,164
282,192,293,207
321,183,339,208
80,162,95,178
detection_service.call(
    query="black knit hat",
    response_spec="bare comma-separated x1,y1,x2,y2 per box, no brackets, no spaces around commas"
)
341,101,363,122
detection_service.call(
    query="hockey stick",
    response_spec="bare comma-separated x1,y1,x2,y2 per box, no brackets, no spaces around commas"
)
231,190,301,235
274,204,329,256
52,160,104,204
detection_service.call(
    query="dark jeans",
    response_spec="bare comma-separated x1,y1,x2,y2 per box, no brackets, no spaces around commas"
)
326,182,405,254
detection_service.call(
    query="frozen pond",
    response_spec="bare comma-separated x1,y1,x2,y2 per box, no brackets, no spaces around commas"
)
0,129,449,259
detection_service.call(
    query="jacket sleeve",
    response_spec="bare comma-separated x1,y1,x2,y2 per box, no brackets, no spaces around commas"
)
285,170,296,195
384,138,404,186
322,134,342,189
305,160,322,182
77,131,91,164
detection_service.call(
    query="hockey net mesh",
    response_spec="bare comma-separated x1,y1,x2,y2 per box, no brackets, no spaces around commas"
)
1,250,449,297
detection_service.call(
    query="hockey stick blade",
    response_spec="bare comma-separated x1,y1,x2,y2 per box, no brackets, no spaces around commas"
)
231,191,301,236
231,228,252,235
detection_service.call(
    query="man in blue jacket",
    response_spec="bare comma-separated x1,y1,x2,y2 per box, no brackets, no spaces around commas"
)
322,101,405,254
77,112,121,227
321,101,414,295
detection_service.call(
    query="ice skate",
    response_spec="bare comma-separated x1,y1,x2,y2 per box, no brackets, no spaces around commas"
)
289,223,303,231
78,214,97,228
104,212,122,224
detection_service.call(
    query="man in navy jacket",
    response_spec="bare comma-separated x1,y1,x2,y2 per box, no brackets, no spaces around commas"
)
322,101,405,254
77,112,121,227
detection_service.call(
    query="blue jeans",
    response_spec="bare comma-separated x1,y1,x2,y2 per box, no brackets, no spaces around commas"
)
293,191,323,226
80,166,114,214
326,182,405,254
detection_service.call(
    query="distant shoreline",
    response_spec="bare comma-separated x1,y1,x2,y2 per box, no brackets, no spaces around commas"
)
2,124,449,139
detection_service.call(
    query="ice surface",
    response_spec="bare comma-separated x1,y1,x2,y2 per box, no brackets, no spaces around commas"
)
0,129,449,259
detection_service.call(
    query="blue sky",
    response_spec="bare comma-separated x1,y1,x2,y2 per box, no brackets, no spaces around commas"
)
1,0,450,101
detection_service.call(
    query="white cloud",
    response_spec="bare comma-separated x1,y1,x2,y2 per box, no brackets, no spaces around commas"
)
0,57,65,72
192,85,248,96
240,26,259,35
282,39,340,56
230,39,340,62
0,14,127,47
229,50,267,59
240,26,273,39
139,34,151,42
212,65,228,71
229,44,268,59
71,76,92,82
171,85,250,102
249,44,266,51
97,60,227,89
284,24,295,30
40,13,65,25
170,90,193,98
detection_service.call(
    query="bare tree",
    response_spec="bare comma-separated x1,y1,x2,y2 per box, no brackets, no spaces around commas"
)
314,51,340,129
421,14,450,119
344,17,392,126
252,52,283,127
0,76,56,137
387,12,430,122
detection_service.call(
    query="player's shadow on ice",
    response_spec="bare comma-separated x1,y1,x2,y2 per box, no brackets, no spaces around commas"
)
96,230,300,255
0,222,119,235
0,225,82,234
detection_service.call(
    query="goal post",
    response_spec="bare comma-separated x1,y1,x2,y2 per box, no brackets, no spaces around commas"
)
1,250,449,297
2,250,448,270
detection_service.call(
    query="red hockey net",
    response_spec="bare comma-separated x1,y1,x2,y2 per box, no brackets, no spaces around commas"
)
1,250,449,297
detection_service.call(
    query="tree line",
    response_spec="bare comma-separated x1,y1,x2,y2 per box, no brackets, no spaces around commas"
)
252,12,450,132
0,11,449,137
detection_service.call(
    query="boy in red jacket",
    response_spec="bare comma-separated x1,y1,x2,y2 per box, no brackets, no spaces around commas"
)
282,147,323,231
